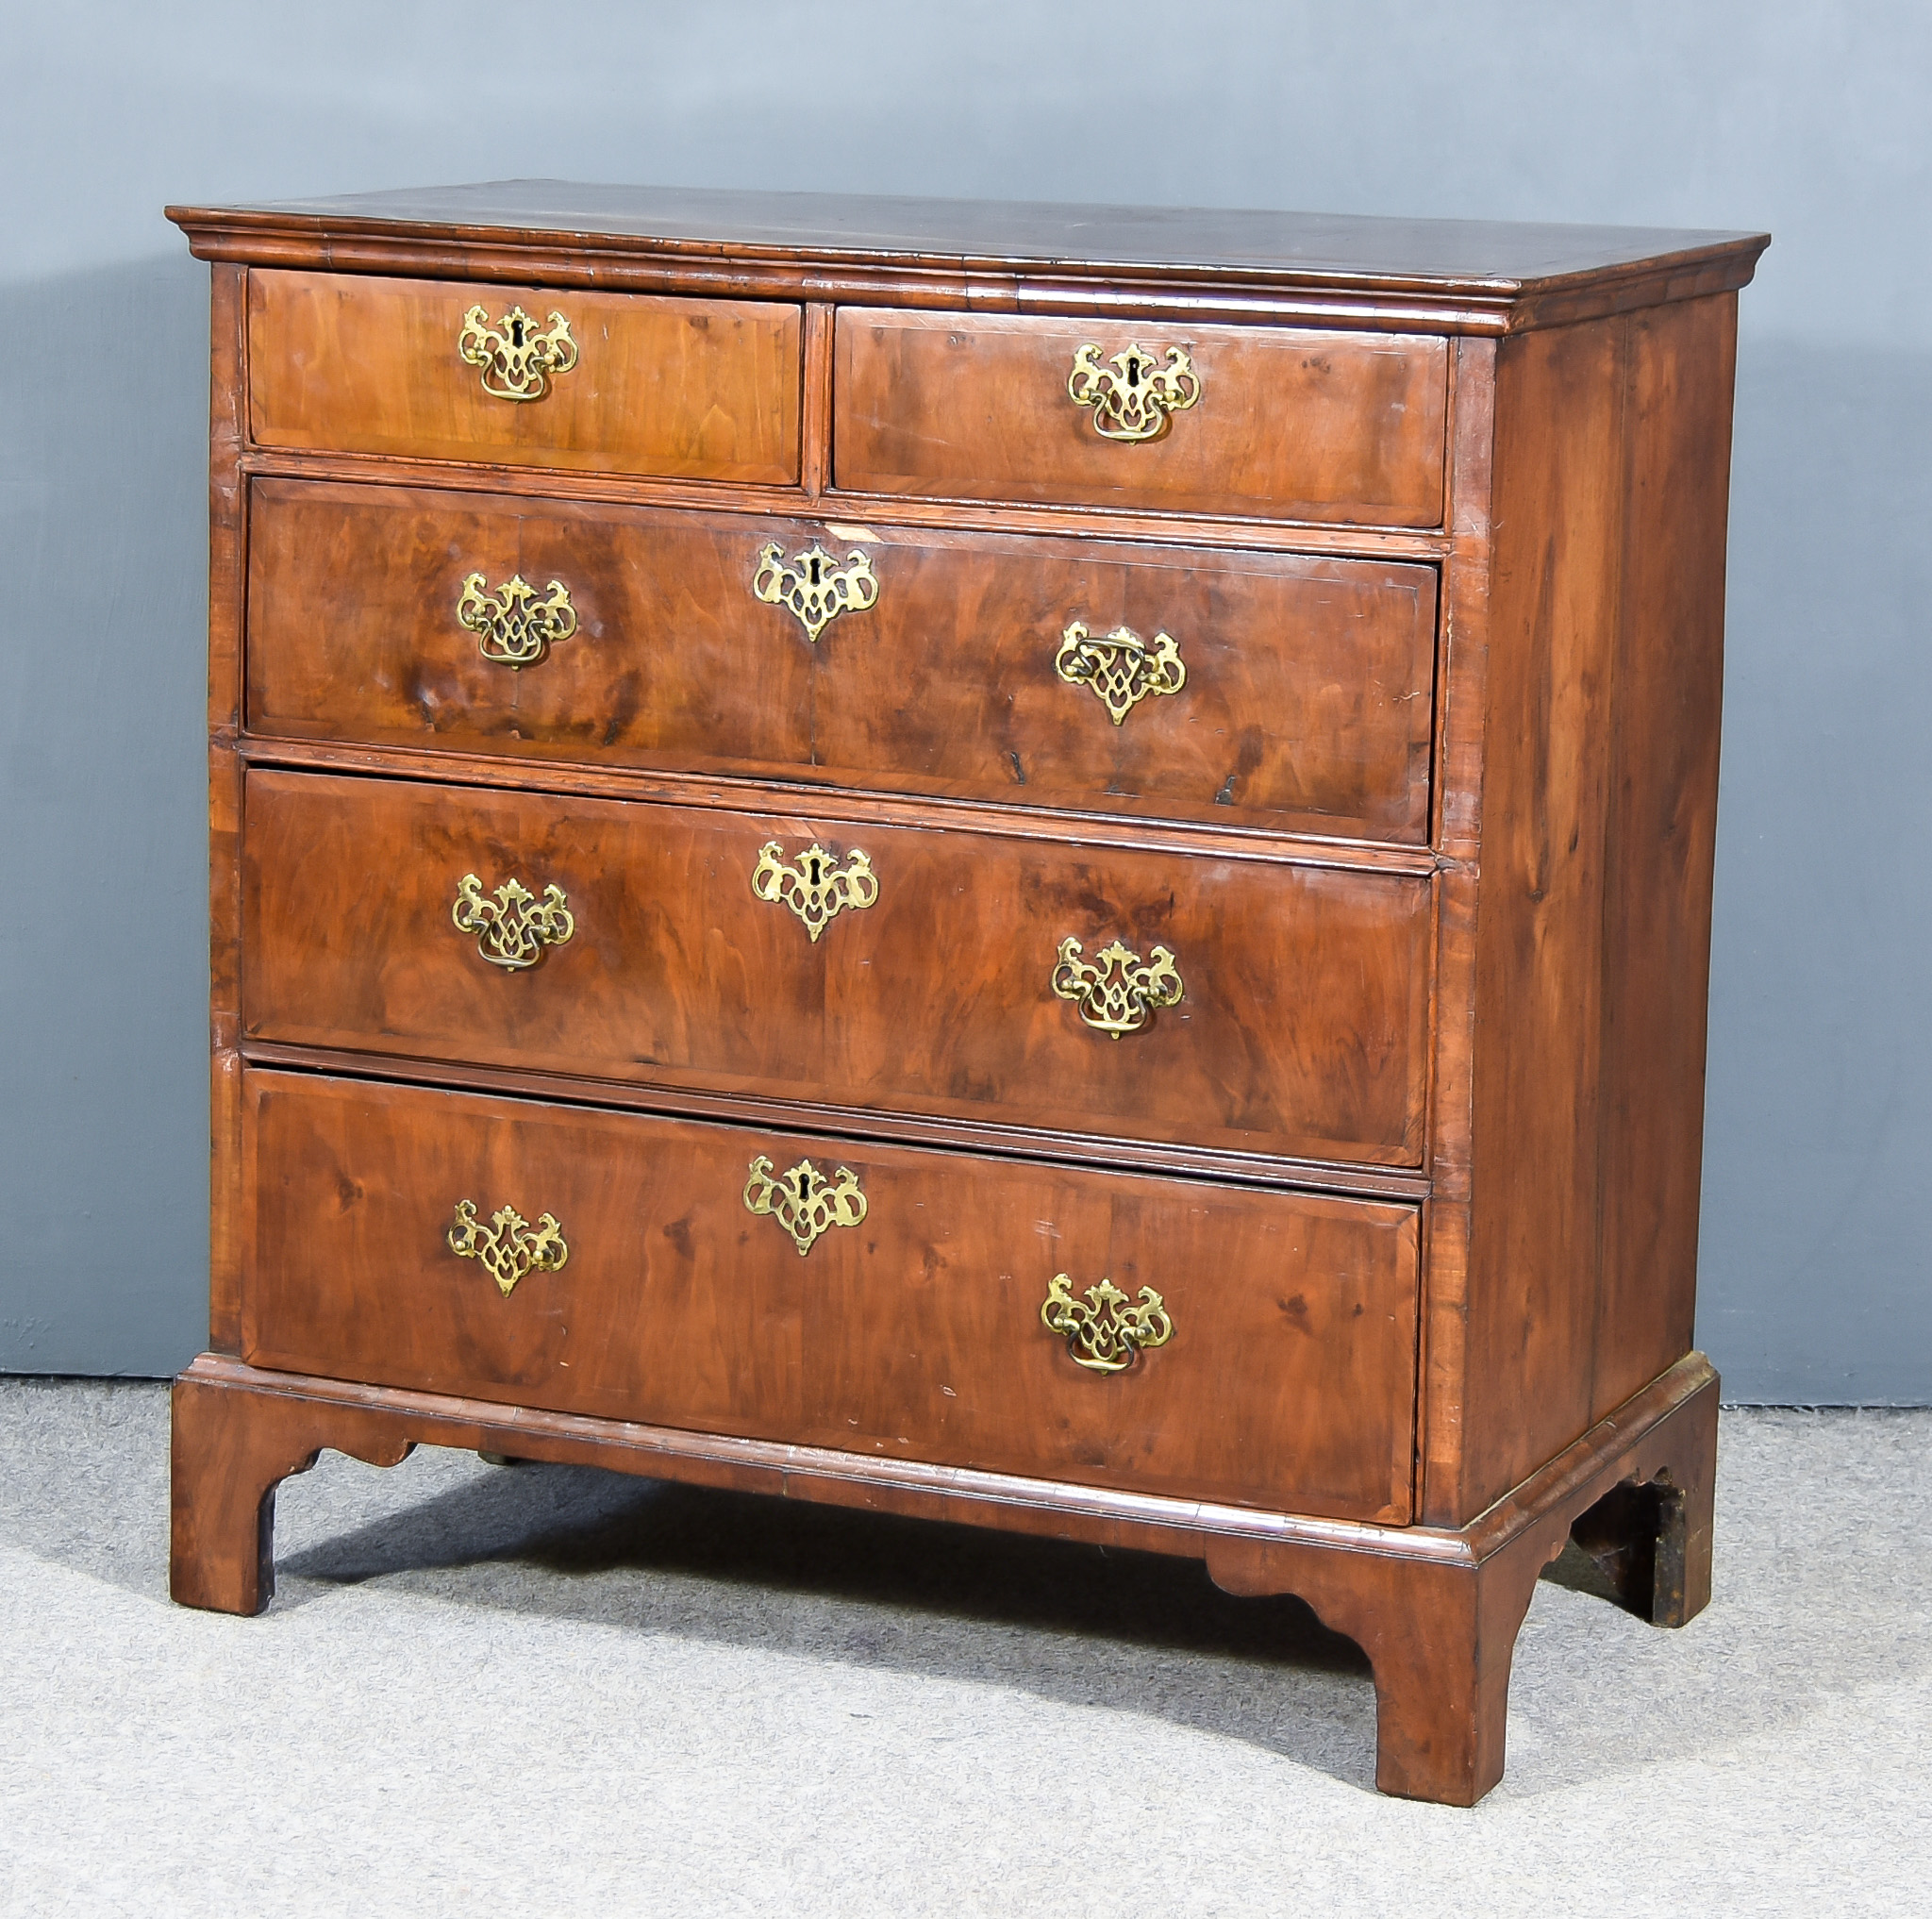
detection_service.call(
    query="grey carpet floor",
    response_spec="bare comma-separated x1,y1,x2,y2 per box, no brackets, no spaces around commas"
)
0,1384,1925,1917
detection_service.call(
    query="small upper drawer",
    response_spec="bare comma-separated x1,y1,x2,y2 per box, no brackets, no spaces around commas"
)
247,271,803,484
834,310,1448,526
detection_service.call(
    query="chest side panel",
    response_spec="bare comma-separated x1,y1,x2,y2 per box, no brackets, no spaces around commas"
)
1444,297,1735,1522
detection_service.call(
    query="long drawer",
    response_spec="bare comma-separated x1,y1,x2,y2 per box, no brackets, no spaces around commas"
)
241,769,1433,1168
835,309,1449,526
241,1069,1422,1521
247,271,803,483
244,478,1440,843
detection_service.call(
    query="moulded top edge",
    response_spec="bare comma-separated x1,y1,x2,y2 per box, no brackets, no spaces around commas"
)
164,181,1771,321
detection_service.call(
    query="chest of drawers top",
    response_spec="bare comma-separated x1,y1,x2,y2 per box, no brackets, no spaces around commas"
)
170,178,1764,323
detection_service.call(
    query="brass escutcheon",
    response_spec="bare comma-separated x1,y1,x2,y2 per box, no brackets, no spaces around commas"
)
1041,1273,1174,1373
447,1198,569,1297
750,841,878,943
456,572,578,670
457,304,578,402
1067,342,1201,442
743,1155,867,1257
751,542,879,642
1051,935,1184,1038
1055,621,1187,725
452,873,575,971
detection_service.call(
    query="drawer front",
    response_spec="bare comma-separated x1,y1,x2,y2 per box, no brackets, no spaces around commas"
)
835,310,1448,526
246,479,1438,842
242,1070,1421,1521
242,770,1432,1168
248,271,803,483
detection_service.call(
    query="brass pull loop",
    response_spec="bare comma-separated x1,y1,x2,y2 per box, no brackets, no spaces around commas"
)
1067,342,1200,442
1051,935,1184,1038
457,304,578,402
456,572,577,670
752,542,879,642
447,1199,569,1296
743,1155,867,1257
1041,1273,1173,1373
452,873,575,971
1055,621,1187,725
750,841,878,943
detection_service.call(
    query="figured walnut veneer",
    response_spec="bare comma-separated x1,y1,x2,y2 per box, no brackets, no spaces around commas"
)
239,768,1432,1167
168,183,1766,1806
249,271,803,482
244,478,1441,840
834,310,1450,524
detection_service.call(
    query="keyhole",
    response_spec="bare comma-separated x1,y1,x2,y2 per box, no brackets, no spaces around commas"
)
806,855,824,885
1125,355,1144,387
509,316,526,348
807,556,824,585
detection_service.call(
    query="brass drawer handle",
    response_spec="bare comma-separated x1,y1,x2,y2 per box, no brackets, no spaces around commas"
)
457,303,578,402
751,840,878,943
1041,1273,1173,1373
1051,935,1184,1038
452,873,575,971
447,1199,569,1296
1067,342,1200,442
456,572,577,670
743,1155,867,1257
752,541,879,642
1055,621,1187,725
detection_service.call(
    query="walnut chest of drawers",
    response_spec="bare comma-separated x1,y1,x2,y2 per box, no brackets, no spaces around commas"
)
164,184,1767,1805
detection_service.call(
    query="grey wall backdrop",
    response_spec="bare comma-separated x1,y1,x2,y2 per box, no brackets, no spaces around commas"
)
4,2,1926,1398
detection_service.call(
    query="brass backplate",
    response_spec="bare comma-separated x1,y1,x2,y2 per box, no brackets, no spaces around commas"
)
455,572,577,669
447,1199,569,1297
752,542,879,642
457,304,579,402
1050,935,1184,1038
750,841,878,943
1055,621,1187,725
451,873,575,971
742,1155,867,1257
1041,1273,1174,1372
1066,342,1201,442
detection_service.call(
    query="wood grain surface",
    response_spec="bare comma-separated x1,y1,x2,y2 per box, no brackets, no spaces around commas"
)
239,1069,1423,1521
240,769,1433,1167
1445,295,1738,1520
172,185,1769,338
248,271,802,482
244,477,1439,841
208,262,249,1354
835,309,1448,525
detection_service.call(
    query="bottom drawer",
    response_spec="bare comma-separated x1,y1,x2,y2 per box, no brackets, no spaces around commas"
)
241,1070,1421,1523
